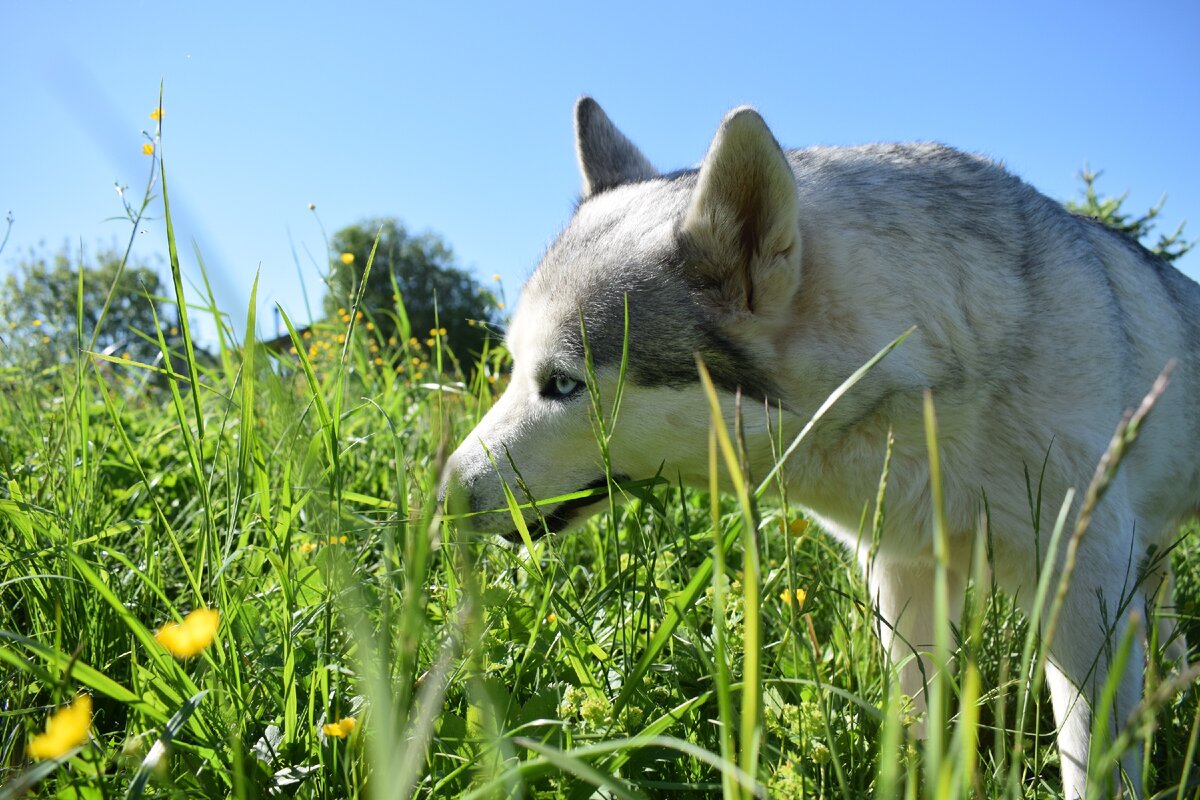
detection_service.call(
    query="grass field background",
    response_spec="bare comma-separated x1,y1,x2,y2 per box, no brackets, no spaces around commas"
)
2,145,1199,800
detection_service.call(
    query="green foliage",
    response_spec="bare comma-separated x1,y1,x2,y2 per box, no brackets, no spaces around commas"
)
2,251,1197,797
324,218,499,367
1066,166,1194,263
0,247,180,370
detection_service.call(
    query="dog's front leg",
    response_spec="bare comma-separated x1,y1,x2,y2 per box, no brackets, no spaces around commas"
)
1040,548,1146,799
864,556,965,726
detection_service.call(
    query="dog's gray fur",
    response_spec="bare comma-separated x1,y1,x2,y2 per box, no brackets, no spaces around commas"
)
443,98,1199,796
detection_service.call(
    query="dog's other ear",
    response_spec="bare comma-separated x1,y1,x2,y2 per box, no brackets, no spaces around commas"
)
575,97,658,198
680,107,801,317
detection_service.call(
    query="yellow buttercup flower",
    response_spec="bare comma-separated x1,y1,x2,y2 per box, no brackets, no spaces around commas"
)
340,253,355,265
780,588,807,609
150,107,163,121
322,716,356,738
28,694,92,760
155,608,219,658
787,518,809,537
142,143,155,156
32,319,42,327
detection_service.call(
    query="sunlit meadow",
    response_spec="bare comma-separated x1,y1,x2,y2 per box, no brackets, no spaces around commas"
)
1,103,1198,800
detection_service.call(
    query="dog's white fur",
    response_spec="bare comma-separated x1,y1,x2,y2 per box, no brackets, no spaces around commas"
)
444,99,1198,797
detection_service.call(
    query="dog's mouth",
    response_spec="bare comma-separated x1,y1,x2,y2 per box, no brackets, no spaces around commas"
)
499,475,628,543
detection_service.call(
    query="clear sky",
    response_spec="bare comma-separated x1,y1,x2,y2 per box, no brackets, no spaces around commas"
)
3,1,1197,345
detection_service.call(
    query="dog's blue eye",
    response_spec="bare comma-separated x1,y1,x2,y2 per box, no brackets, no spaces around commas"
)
543,373,582,399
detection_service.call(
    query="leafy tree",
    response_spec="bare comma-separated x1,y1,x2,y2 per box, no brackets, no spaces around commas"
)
1066,166,1194,263
324,218,499,365
0,247,179,370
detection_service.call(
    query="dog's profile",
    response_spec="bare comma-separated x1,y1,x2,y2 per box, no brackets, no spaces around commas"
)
443,97,1198,796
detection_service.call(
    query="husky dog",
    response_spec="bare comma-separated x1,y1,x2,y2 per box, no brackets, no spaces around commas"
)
442,98,1198,796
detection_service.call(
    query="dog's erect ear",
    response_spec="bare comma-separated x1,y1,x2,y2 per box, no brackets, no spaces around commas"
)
575,97,658,198
680,107,801,316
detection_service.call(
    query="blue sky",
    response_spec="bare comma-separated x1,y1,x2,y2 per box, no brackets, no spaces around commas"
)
3,1,1197,344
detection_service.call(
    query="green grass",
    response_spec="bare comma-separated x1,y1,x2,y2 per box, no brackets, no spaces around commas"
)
2,133,1199,800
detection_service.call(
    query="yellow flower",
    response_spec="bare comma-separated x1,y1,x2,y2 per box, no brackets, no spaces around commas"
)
150,107,163,121
388,337,397,345
122,352,132,361
32,319,42,327
142,143,155,156
545,612,557,624
497,302,505,310
425,338,434,347
322,717,356,738
373,357,383,366
438,327,447,336
41,336,50,344
365,322,375,331
492,273,501,282
299,542,318,554
326,535,348,545
787,518,809,537
169,326,179,336
28,694,92,760
155,608,220,658
340,253,355,265
337,308,347,316
780,588,807,609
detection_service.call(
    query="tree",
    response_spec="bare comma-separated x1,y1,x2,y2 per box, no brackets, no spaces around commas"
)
1066,166,1194,263
0,247,179,369
324,218,499,366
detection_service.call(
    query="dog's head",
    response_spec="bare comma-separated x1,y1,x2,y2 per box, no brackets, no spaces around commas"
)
442,98,804,539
